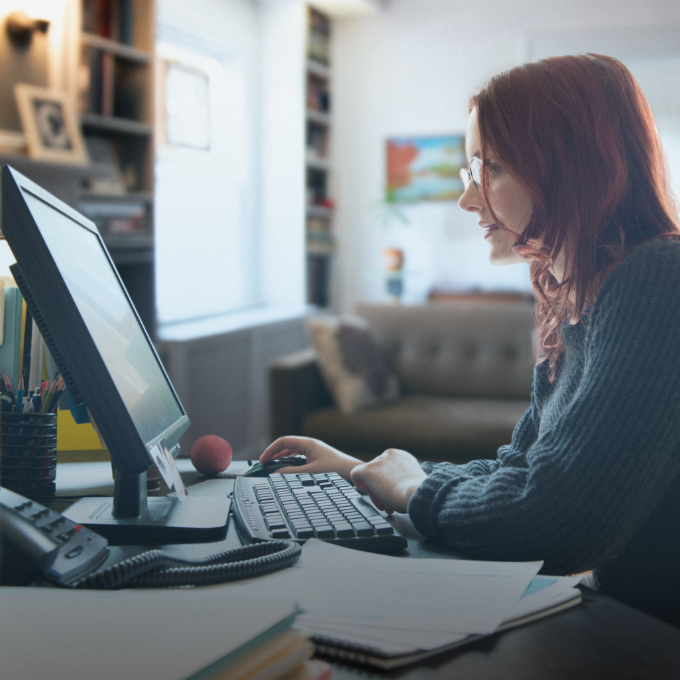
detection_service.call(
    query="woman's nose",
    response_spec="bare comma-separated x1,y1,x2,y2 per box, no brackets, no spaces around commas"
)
458,181,482,213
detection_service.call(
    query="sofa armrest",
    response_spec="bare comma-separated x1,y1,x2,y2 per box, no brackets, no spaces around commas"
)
269,348,334,440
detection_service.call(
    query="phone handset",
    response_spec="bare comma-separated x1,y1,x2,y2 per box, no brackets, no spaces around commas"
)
0,487,109,586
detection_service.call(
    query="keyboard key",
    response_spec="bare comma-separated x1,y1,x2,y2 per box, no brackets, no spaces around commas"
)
350,496,382,518
345,513,364,523
315,526,335,538
295,527,315,538
271,528,290,538
351,522,375,537
266,517,286,528
375,524,395,535
332,523,355,538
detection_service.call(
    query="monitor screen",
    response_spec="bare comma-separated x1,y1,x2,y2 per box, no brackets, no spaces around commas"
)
1,166,189,478
22,191,183,446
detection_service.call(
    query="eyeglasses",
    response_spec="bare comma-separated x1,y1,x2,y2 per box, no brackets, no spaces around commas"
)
460,156,483,191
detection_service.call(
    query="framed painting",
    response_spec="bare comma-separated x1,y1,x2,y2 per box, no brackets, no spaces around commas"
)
386,135,465,202
14,85,88,165
163,61,210,151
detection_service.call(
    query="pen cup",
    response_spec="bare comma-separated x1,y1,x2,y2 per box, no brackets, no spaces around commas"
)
0,412,57,498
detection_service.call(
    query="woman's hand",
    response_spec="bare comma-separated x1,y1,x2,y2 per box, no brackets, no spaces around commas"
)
350,449,427,514
260,436,363,481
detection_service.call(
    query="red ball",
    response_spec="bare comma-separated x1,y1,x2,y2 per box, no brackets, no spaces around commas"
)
190,435,233,475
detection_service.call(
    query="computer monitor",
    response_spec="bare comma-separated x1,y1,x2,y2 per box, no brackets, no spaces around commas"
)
0,166,229,542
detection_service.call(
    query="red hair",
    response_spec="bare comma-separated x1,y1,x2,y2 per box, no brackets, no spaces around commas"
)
472,54,680,380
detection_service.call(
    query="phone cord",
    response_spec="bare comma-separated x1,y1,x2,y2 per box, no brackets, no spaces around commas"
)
73,540,301,589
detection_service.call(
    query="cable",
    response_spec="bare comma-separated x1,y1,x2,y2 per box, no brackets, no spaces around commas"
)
73,540,301,589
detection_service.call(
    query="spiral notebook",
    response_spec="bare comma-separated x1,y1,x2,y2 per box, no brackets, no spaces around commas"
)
307,575,582,670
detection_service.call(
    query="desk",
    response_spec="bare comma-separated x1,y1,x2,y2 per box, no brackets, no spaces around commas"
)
52,461,680,680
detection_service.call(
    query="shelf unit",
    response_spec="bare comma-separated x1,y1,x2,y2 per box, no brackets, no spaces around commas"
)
75,0,156,336
0,0,156,337
305,6,334,309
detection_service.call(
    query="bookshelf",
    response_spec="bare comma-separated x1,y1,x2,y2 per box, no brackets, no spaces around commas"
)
0,0,156,337
305,6,334,308
76,0,156,336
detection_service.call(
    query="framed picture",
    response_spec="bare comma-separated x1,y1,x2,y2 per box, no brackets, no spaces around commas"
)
386,135,465,202
14,85,88,165
163,60,210,151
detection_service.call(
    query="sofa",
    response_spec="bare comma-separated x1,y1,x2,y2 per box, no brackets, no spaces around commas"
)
269,301,536,464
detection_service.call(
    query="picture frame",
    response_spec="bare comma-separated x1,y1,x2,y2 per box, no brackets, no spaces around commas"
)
162,60,211,151
14,84,89,165
386,135,465,202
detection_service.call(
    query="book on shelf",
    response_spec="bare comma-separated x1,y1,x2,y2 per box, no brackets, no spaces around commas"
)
306,79,330,114
79,47,142,119
306,216,331,234
101,51,115,117
77,197,148,234
307,8,331,65
82,0,133,44
0,284,24,390
306,122,329,159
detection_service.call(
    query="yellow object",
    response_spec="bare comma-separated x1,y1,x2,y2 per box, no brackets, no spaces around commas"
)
57,408,106,451
209,629,314,680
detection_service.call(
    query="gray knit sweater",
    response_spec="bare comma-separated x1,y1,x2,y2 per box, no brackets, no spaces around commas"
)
408,239,680,627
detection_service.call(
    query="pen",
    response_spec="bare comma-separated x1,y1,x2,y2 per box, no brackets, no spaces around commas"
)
15,374,24,413
3,370,15,403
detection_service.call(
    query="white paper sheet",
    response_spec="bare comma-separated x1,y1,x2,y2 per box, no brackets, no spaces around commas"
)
220,540,542,636
296,573,582,654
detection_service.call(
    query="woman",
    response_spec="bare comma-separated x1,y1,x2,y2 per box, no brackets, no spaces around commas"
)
261,54,680,626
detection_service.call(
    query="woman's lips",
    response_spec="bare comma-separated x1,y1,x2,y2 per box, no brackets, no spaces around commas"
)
481,224,499,239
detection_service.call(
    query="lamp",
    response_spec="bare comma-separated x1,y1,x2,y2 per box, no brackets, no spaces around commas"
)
4,11,50,48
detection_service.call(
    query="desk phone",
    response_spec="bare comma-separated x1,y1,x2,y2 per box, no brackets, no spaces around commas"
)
0,486,300,588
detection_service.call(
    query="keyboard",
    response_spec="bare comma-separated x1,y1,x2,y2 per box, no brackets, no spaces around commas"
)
232,471,407,553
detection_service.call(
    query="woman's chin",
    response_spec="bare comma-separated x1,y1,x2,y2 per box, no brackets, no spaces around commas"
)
489,250,526,266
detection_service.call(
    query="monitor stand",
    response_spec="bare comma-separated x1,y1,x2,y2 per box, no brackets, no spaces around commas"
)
63,470,230,544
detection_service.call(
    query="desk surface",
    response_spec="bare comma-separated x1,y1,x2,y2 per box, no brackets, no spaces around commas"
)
51,461,680,680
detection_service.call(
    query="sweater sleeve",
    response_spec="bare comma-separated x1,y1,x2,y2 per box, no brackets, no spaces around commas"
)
419,397,540,477
408,241,680,575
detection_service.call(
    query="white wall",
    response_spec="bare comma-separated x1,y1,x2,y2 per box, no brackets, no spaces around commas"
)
155,0,306,340
259,0,307,312
330,0,680,312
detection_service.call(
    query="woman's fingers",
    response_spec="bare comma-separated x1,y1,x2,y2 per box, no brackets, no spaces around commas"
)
260,437,310,463
350,449,426,514
366,489,394,514
260,436,363,482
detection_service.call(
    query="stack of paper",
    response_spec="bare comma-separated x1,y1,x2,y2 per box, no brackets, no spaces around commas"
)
308,573,582,669
220,540,581,670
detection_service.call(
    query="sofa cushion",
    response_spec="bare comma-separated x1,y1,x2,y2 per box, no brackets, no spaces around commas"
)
306,316,400,414
301,394,530,463
354,302,534,400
